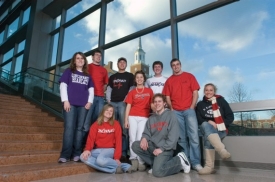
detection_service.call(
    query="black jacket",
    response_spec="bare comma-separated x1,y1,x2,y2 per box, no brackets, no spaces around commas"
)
196,96,234,128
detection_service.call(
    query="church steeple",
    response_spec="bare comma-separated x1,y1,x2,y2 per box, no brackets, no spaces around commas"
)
134,37,146,64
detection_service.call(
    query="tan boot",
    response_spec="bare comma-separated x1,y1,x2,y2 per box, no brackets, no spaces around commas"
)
208,133,231,159
138,163,146,171
198,149,216,175
130,159,138,172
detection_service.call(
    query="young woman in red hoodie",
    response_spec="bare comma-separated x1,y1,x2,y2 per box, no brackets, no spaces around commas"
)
80,104,131,173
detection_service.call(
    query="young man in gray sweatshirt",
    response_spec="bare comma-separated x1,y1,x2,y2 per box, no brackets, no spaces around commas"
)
132,94,191,177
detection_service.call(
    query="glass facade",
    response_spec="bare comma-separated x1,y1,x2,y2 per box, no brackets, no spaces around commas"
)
8,17,19,38
3,49,14,63
18,40,25,53
22,7,31,25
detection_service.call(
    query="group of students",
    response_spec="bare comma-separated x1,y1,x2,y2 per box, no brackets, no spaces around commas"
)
58,49,234,177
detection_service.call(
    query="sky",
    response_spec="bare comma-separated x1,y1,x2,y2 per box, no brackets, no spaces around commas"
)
61,0,275,119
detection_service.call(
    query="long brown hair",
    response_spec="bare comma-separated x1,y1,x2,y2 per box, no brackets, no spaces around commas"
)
69,52,89,75
97,104,115,126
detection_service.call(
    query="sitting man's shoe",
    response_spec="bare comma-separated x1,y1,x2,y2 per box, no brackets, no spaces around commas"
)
177,152,191,173
73,156,80,162
138,163,146,171
193,164,203,172
148,168,152,174
58,158,68,163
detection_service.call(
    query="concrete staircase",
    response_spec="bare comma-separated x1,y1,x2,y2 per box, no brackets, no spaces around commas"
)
0,94,94,182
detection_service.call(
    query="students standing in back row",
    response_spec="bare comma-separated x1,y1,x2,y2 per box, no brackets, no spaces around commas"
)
106,57,134,161
145,61,167,94
83,49,108,143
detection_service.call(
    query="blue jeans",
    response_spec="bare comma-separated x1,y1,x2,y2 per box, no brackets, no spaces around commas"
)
200,122,227,149
80,148,131,173
132,141,182,177
173,109,201,167
60,105,87,159
83,96,104,132
110,101,128,156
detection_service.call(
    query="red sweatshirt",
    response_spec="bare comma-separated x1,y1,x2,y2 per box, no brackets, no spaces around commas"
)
84,120,122,160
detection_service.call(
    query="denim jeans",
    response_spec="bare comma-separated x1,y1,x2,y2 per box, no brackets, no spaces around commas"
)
200,122,227,149
83,96,104,132
60,105,87,159
80,148,131,173
132,141,182,177
173,109,201,167
110,101,128,156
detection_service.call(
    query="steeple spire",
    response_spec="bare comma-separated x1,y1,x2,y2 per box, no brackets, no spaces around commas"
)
134,37,146,64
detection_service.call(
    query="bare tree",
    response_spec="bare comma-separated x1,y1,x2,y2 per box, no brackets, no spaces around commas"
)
229,82,255,129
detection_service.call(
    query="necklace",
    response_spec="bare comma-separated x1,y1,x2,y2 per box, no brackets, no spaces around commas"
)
136,86,144,94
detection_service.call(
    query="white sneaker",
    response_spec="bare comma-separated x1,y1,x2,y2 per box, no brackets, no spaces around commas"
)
177,152,191,173
193,164,203,172
148,168,152,174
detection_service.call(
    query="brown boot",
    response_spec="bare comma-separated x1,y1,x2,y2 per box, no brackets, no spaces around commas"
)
138,163,146,171
198,149,216,175
208,133,231,159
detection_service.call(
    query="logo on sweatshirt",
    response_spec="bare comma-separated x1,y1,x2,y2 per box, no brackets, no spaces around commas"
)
98,128,115,133
150,82,165,87
151,121,168,131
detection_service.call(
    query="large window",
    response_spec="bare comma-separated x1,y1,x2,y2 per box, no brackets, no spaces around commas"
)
50,33,59,66
105,0,170,43
176,0,215,15
0,31,3,45
14,54,23,74
104,27,171,77
22,7,31,25
18,40,25,53
66,0,100,22
3,48,14,63
62,9,100,61
8,17,19,38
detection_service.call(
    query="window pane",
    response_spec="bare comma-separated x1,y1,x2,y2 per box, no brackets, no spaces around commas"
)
176,0,215,15
8,17,19,37
1,62,12,80
104,27,171,78
66,0,100,22
22,7,31,25
0,31,3,45
11,0,21,9
51,33,59,66
105,0,170,43
3,48,14,63
0,9,8,22
18,40,25,53
177,0,275,102
229,110,275,136
14,54,23,74
54,15,61,30
62,9,100,61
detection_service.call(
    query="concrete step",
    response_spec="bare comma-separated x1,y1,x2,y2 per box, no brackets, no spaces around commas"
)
0,104,40,111
1,109,49,116
0,141,62,151
0,150,60,166
0,133,62,141
1,113,58,121
0,162,94,182
0,125,63,134
0,119,63,127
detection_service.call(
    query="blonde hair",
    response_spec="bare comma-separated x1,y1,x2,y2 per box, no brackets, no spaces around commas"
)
204,83,217,93
97,104,115,126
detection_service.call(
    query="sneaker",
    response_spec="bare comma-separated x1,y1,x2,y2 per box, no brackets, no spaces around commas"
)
148,168,152,174
58,158,68,163
73,156,80,162
193,164,203,172
177,152,191,173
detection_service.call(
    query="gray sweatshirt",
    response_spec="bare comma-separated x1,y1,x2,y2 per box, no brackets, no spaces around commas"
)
142,109,179,151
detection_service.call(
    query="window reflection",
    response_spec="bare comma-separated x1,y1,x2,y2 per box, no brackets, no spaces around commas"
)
18,40,25,53
14,55,23,74
50,33,59,66
22,7,31,25
0,31,3,45
3,49,14,63
62,9,100,62
8,18,19,37
176,0,215,15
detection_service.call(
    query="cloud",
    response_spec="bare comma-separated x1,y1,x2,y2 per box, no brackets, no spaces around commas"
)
197,65,243,100
257,70,275,80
